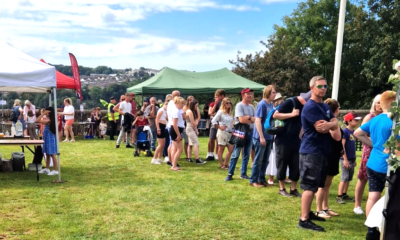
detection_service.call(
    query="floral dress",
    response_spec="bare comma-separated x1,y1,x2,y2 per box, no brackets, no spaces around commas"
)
357,113,375,180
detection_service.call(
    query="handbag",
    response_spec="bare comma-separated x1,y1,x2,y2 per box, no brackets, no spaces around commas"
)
228,122,250,147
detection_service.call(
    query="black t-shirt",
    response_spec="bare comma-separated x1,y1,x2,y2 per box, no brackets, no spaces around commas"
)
328,129,343,161
275,97,304,147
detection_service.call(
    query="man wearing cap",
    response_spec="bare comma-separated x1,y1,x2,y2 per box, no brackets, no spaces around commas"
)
297,76,341,232
144,97,159,151
272,91,310,197
107,97,119,140
225,88,255,181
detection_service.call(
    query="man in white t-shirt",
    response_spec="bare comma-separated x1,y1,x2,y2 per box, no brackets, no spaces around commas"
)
166,90,180,165
116,93,133,148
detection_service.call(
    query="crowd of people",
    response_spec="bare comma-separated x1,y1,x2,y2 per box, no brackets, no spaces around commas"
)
9,74,393,239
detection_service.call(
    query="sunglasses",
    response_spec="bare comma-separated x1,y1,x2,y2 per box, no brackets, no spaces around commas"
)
225,102,231,105
316,85,328,89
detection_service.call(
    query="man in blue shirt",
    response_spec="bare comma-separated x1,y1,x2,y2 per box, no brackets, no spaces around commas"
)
354,90,395,240
249,85,276,187
298,76,341,232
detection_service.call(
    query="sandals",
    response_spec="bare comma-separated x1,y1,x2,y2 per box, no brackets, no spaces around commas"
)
219,165,229,170
325,209,339,216
170,167,181,171
316,210,331,219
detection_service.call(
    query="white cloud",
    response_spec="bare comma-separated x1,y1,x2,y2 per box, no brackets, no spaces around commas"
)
260,0,298,4
0,0,262,71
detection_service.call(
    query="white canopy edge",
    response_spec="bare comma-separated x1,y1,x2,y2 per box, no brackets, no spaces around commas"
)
0,86,51,93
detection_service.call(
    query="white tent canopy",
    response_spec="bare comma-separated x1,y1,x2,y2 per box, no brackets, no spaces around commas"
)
0,43,56,92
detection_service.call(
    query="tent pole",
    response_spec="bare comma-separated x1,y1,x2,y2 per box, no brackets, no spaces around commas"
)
52,87,62,183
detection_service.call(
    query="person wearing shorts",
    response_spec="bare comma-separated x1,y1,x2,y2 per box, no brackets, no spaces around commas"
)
354,94,382,215
298,76,341,232
206,89,226,161
212,97,234,169
61,98,75,142
169,97,186,171
185,99,205,164
354,90,395,240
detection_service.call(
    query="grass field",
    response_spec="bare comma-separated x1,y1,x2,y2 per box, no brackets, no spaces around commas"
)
0,137,368,240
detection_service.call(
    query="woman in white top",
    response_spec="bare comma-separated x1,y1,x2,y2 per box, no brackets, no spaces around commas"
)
152,99,169,164
23,100,36,136
169,97,186,171
59,98,75,142
212,97,234,169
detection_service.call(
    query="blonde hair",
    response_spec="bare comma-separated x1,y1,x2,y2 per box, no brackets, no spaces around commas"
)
370,94,381,114
174,96,185,104
220,97,232,115
64,98,72,105
25,100,31,106
13,99,21,107
263,85,275,99
185,95,194,108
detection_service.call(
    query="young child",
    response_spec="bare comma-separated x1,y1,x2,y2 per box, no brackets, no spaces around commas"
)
354,91,395,240
26,110,37,140
132,110,149,154
37,107,59,176
99,118,108,140
336,111,361,204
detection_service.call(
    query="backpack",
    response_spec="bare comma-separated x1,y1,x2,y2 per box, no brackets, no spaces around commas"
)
11,152,26,172
10,108,18,122
264,98,296,135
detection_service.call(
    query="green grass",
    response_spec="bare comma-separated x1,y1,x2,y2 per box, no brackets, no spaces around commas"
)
0,137,368,239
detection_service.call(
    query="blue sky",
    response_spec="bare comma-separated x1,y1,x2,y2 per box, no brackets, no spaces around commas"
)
1,0,300,72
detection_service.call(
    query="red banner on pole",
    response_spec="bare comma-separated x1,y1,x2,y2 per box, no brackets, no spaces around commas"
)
69,53,83,100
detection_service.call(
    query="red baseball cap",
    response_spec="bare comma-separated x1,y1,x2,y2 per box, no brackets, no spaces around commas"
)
241,88,254,96
344,112,362,122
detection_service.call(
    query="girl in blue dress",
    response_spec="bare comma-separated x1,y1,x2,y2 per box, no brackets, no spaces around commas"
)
36,107,59,176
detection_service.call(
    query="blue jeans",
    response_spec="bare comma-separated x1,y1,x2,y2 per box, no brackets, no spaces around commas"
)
150,128,157,151
228,131,253,177
250,138,273,183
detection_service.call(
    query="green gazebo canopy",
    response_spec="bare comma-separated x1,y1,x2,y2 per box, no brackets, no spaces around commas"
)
127,67,265,95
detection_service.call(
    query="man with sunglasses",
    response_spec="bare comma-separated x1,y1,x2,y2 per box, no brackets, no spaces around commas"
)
297,76,341,232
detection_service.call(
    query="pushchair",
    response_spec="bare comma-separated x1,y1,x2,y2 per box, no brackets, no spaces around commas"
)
133,126,153,157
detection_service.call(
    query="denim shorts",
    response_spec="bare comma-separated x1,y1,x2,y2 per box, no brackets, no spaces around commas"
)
299,153,327,193
367,167,386,192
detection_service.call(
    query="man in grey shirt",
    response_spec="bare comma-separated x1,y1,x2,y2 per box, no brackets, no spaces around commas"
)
225,88,255,181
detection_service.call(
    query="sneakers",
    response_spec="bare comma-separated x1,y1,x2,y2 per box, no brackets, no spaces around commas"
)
126,144,133,148
267,179,274,185
151,158,161,165
240,175,249,180
167,162,180,167
290,189,302,197
164,157,169,163
343,194,355,202
62,139,69,142
336,196,346,204
206,155,215,161
353,206,364,215
297,219,325,232
38,168,50,174
116,145,120,149
47,170,59,176
187,158,194,163
316,210,331,219
196,159,206,164
69,139,75,142
309,211,326,222
225,175,233,181
278,188,292,198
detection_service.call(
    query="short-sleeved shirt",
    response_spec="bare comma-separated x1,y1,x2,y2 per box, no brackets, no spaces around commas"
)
234,102,255,130
157,107,167,122
135,117,148,128
171,108,185,128
119,101,132,121
144,105,160,130
167,100,177,128
360,113,392,174
341,128,356,161
299,99,335,156
252,100,274,140
275,97,304,147
210,101,222,129
64,105,75,120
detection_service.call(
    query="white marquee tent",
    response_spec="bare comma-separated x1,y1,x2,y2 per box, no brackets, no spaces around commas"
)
0,42,62,181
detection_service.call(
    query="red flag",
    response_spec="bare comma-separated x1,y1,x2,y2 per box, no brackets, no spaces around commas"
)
69,53,83,100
